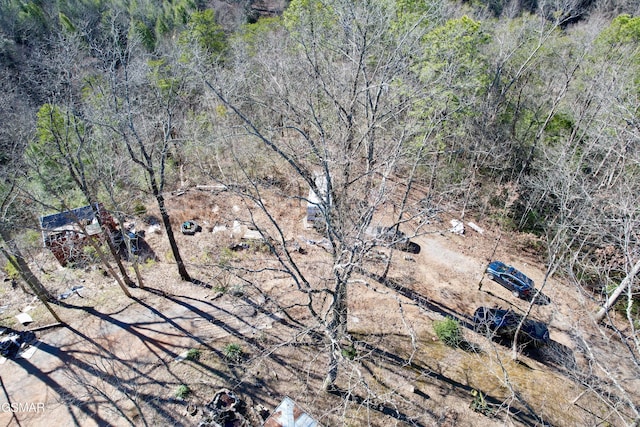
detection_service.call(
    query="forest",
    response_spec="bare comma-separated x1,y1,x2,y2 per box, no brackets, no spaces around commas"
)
0,0,639,425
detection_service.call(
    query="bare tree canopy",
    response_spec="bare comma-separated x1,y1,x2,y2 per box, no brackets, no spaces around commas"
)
0,0,638,425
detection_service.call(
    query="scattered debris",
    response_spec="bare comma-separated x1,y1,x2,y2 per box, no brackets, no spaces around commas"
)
143,215,160,225
449,219,464,235
232,220,244,240
181,221,201,235
242,229,263,240
255,404,269,422
58,285,84,300
467,221,484,234
196,184,228,192
197,388,249,426
231,221,268,241
175,350,190,363
186,402,198,416
39,203,118,266
366,226,421,254
301,237,331,250
263,396,321,427
212,225,228,234
0,328,36,360
229,242,250,252
15,313,33,325
304,172,329,228
367,251,388,261
288,241,307,254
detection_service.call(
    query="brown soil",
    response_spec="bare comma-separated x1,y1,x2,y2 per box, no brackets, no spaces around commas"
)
0,187,637,426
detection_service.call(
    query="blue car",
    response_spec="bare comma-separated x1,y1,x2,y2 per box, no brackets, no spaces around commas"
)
473,307,550,347
486,261,535,300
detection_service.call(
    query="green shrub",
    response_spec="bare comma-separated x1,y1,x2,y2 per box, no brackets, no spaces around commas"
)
83,244,98,261
213,283,228,294
341,345,357,360
3,258,20,280
133,202,147,216
223,343,243,362
175,384,191,399
433,317,462,347
185,348,201,361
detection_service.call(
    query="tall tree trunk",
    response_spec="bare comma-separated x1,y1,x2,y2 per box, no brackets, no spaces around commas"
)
88,204,135,288
0,228,52,300
131,256,144,289
112,214,144,288
71,220,132,298
155,193,191,282
322,340,340,392
322,278,348,391
102,228,135,287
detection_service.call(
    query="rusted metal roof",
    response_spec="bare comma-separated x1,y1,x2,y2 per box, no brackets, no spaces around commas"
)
263,396,320,427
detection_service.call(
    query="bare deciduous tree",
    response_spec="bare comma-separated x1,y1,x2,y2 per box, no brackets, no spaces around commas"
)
85,13,194,282
198,0,452,391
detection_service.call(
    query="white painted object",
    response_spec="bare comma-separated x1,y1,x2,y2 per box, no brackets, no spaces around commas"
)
449,219,464,235
15,312,33,325
467,221,484,234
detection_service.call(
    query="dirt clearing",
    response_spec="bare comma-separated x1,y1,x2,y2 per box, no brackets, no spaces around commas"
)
0,188,636,426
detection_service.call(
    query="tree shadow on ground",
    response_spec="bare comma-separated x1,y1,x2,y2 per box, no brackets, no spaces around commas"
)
532,292,551,305
351,338,553,426
11,352,108,427
327,385,431,427
49,298,239,423
140,286,323,406
358,270,571,425
32,339,183,425
480,287,551,306
358,269,475,330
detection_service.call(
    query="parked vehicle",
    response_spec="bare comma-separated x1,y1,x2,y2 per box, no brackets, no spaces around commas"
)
486,261,535,300
473,307,550,347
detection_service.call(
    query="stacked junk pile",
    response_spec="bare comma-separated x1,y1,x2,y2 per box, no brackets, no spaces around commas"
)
194,389,250,427
192,389,320,427
0,327,36,359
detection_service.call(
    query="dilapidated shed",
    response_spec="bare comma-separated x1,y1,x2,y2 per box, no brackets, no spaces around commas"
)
39,203,117,266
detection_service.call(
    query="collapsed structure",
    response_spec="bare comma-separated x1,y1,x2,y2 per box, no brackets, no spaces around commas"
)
39,203,117,266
